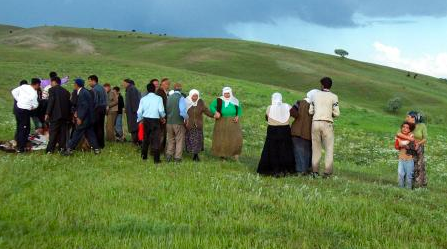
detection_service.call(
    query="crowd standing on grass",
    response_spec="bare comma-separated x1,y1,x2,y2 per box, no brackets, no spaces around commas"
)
7,72,428,189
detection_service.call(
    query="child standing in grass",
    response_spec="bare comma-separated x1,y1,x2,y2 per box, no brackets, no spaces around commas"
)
395,122,416,189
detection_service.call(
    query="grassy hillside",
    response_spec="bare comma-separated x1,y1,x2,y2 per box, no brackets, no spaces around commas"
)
2,25,447,123
0,25,446,248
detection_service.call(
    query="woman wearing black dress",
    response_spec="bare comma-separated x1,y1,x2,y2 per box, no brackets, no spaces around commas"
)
257,93,296,177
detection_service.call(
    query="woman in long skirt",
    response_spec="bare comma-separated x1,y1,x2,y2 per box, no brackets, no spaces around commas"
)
257,93,296,176
185,89,213,161
210,87,243,160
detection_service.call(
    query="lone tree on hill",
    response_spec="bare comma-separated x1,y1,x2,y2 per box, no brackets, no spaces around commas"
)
335,49,349,58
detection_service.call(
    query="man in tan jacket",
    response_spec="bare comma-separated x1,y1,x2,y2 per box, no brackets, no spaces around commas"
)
309,77,340,178
104,83,119,142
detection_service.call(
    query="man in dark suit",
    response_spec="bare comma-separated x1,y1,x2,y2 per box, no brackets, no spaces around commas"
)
63,78,100,155
122,79,141,145
156,78,170,152
45,77,72,154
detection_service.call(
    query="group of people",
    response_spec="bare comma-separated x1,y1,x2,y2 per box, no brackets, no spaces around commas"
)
10,74,243,163
257,77,340,178
10,73,429,187
135,80,243,163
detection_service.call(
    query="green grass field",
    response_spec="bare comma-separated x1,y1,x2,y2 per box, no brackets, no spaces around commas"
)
0,25,446,248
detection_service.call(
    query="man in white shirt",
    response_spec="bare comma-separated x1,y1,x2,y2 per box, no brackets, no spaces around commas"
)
309,77,340,178
11,79,41,152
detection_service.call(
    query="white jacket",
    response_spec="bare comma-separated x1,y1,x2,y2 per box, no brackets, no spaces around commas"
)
309,90,340,122
11,84,39,110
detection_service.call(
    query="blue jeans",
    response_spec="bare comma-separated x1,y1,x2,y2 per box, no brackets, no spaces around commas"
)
292,136,312,173
115,114,123,138
398,159,414,189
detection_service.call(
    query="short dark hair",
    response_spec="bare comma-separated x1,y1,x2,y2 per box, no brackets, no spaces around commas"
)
19,80,28,86
88,75,99,82
150,78,159,84
31,78,41,85
401,121,415,132
124,78,132,84
51,76,61,85
103,83,111,88
49,71,57,78
320,77,333,89
113,86,120,92
147,82,156,93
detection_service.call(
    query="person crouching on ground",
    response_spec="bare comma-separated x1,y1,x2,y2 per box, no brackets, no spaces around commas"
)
137,82,166,164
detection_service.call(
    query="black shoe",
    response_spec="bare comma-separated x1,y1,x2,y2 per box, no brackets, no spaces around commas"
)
142,155,148,160
16,148,25,154
166,156,173,162
93,149,101,155
174,158,182,163
193,154,200,161
311,172,320,178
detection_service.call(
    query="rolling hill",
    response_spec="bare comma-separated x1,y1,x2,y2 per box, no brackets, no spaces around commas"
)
1,25,447,123
0,24,446,248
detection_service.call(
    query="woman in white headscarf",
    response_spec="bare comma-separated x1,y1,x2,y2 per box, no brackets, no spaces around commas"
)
257,92,296,176
185,89,213,161
209,87,243,160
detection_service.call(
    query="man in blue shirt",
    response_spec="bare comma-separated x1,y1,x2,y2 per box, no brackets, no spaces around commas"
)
166,83,189,162
88,75,108,149
137,82,166,163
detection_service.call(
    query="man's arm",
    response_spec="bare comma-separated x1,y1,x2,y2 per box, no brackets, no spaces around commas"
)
130,89,140,113
332,95,340,118
30,90,39,110
11,87,20,101
158,97,166,118
46,88,55,116
137,98,143,123
179,97,188,120
309,102,315,115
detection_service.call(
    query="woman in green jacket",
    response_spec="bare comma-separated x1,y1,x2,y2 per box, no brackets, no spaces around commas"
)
210,87,243,160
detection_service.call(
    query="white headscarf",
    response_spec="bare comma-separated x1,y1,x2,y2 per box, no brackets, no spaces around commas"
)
168,90,175,96
268,92,291,123
186,89,200,111
220,87,239,107
304,89,319,103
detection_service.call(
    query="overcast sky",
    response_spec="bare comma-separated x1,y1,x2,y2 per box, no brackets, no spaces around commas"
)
1,0,446,77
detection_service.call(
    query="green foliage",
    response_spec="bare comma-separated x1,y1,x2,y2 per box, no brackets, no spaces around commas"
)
334,49,349,58
387,97,402,113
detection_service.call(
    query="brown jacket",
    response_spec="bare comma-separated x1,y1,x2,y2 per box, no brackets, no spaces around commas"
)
107,90,119,112
186,99,213,130
290,100,312,140
156,88,168,111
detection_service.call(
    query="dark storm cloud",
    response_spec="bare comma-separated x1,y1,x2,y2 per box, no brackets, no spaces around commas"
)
1,0,447,37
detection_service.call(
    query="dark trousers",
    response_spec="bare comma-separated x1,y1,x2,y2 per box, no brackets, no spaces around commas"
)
46,120,70,152
94,107,106,148
141,118,161,162
15,108,31,151
68,123,99,150
292,136,312,173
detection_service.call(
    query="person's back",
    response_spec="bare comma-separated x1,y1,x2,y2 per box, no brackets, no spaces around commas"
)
77,88,94,125
47,85,71,122
291,99,312,140
310,91,340,122
309,77,340,178
166,92,184,125
92,83,107,109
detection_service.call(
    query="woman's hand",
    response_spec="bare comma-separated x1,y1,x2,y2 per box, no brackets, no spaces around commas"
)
233,116,239,123
214,112,221,119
